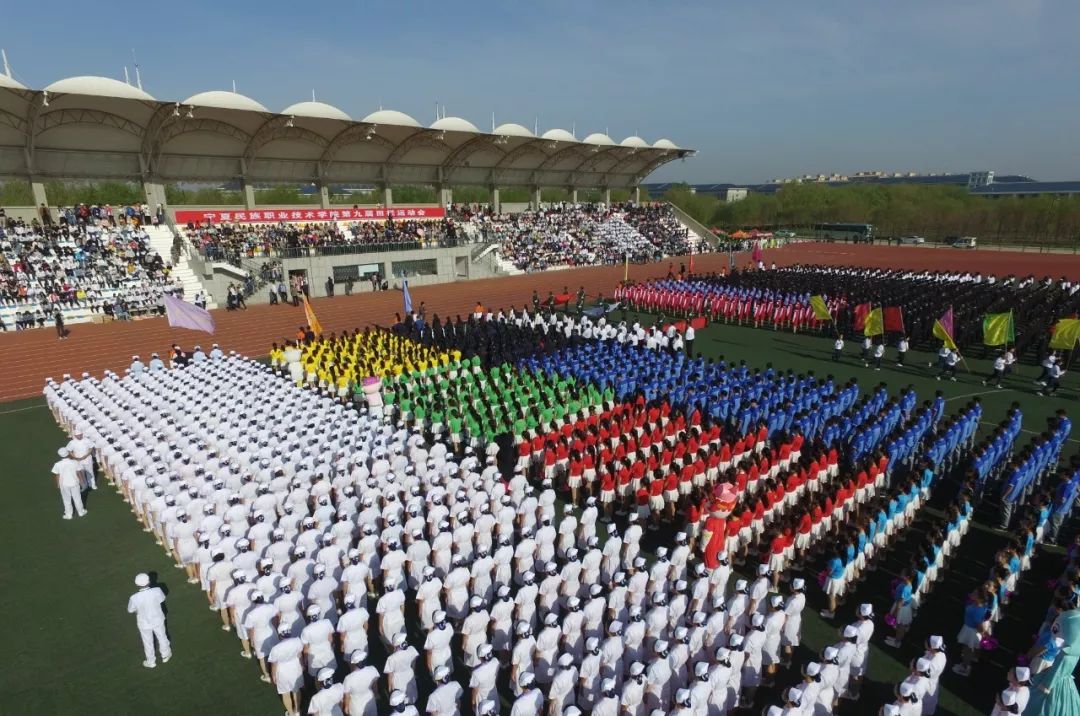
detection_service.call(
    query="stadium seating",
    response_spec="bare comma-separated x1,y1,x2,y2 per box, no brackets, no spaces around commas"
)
1,218,181,330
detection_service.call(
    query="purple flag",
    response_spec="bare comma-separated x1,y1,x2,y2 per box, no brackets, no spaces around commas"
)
164,294,216,334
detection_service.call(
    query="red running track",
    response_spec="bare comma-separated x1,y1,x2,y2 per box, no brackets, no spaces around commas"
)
3,242,1078,403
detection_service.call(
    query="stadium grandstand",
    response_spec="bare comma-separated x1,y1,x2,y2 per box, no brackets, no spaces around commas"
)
4,54,1080,716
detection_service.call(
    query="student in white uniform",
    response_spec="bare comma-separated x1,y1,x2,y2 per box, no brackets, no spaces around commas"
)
470,644,500,712
308,668,345,716
427,665,463,716
342,650,379,716
268,624,304,716
127,573,171,668
66,429,96,490
51,447,87,519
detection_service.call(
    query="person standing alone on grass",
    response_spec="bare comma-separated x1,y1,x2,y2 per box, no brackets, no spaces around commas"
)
51,447,86,519
833,335,844,362
127,573,171,668
896,336,909,367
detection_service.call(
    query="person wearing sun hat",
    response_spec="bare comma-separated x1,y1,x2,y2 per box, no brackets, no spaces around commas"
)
51,446,86,519
127,573,171,668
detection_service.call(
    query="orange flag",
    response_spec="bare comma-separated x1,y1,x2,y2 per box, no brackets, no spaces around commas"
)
302,294,323,336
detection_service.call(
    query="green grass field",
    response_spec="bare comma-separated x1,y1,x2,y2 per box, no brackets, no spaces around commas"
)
2,317,1075,715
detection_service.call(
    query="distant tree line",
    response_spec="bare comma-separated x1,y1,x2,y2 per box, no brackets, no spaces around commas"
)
663,182,1080,247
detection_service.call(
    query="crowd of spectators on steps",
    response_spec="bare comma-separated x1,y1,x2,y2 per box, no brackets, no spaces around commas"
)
181,202,691,270
491,203,692,272
0,213,180,330
185,217,467,263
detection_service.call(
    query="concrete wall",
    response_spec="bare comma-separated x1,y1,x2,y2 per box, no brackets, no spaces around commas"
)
209,245,501,305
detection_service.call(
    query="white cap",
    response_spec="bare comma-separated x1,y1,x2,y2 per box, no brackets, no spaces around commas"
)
787,686,802,702
757,563,770,576
433,665,450,681
859,603,874,617
883,705,901,716
1015,666,1031,681
751,613,764,627
134,573,150,587
306,605,322,617
928,635,944,649
694,661,710,676
823,646,838,660
317,667,334,683
518,671,535,688
792,578,805,590
389,690,406,707
916,657,932,672
899,682,914,697
1001,689,1017,706
58,447,69,457
805,662,821,676
629,662,646,676
843,625,858,638
558,653,574,667
735,579,748,592
477,701,497,716
392,632,408,648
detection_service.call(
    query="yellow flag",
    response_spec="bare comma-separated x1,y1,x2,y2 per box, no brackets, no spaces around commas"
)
982,311,1014,346
1050,318,1080,350
809,295,832,322
863,307,883,337
302,294,323,336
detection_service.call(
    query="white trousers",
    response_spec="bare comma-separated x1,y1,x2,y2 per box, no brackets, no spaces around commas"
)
60,486,85,518
139,623,172,663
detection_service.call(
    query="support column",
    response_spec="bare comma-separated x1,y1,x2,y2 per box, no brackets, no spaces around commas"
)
31,179,48,213
634,185,641,205
318,182,331,209
241,180,256,209
603,187,612,206
532,186,542,209
435,184,452,208
491,187,501,215
143,180,167,211
382,184,393,208
569,188,578,204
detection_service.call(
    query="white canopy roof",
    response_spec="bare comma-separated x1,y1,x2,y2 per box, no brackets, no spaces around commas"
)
0,77,692,189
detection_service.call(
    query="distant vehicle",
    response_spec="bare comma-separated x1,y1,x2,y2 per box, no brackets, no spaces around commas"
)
947,236,977,249
774,229,796,239
807,223,874,243
898,235,926,245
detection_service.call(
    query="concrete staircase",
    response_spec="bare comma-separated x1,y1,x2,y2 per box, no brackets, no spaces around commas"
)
145,225,218,308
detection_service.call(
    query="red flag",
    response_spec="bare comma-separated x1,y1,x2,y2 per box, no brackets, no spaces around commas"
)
690,316,709,330
883,306,905,333
853,302,871,331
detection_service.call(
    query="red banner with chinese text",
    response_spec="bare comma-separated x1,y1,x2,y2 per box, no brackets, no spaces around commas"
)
174,206,446,225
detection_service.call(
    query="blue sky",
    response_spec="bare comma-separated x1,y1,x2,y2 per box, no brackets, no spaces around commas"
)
3,0,1077,183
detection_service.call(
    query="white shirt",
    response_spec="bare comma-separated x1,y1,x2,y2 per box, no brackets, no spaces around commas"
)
308,683,345,716
426,681,463,715
52,457,81,488
127,586,167,628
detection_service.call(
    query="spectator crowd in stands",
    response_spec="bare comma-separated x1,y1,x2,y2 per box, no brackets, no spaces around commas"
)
491,203,691,272
1,210,180,331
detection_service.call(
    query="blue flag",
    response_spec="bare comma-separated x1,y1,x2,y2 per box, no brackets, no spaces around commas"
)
402,279,413,315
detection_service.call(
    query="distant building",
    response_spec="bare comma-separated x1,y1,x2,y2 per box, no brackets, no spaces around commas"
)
724,188,748,202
